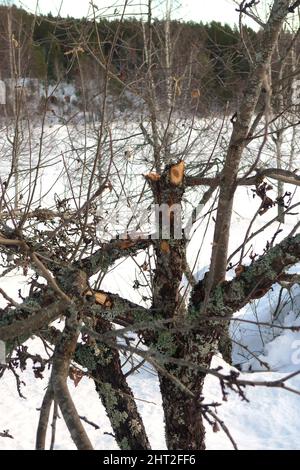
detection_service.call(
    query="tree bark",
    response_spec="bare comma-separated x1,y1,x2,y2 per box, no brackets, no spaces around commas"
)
77,316,151,450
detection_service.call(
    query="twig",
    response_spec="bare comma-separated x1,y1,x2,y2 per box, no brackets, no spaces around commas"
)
50,401,59,450
79,415,100,430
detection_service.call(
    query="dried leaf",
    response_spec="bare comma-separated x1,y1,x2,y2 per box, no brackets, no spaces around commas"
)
141,261,149,271
235,265,245,277
213,421,220,433
69,367,83,387
0,430,14,439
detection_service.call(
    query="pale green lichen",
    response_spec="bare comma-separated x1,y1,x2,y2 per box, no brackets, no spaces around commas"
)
98,383,128,427
119,437,131,450
98,383,118,408
155,330,177,356
129,418,143,437
75,344,97,370
93,343,114,365
111,410,128,428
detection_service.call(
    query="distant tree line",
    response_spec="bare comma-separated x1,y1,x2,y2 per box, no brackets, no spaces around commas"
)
0,4,295,112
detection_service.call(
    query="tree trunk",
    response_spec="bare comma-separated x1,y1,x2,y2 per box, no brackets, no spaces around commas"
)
76,316,151,450
159,372,206,450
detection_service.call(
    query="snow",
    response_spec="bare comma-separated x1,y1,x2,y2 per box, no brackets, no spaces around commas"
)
205,357,300,450
0,338,164,450
2,348,300,450
1,115,300,450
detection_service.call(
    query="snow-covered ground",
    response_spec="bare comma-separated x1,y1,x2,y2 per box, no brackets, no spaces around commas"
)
0,115,300,450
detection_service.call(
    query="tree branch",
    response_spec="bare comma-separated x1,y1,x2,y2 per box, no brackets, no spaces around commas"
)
186,168,300,188
75,237,154,277
50,317,93,450
0,296,68,342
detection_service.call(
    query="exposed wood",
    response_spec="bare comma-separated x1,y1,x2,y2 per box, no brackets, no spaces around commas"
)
86,289,113,308
169,161,185,186
144,172,161,182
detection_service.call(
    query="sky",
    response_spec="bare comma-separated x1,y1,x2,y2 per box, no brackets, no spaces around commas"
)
10,0,260,28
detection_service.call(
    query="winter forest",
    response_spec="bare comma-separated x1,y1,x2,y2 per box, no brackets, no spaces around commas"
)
1,0,300,452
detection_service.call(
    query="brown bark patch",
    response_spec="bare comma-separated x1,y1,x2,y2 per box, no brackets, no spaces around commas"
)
235,265,245,277
160,240,171,254
191,89,201,99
